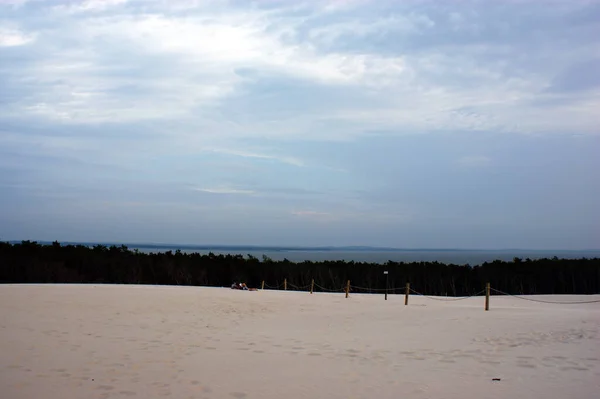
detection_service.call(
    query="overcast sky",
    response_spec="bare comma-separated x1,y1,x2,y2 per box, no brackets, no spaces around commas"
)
1,0,599,249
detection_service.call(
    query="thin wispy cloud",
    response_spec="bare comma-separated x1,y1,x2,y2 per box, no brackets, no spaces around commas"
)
193,187,256,195
205,148,305,167
292,210,330,217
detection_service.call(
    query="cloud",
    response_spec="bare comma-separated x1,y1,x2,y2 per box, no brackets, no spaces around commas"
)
292,210,330,216
2,0,598,137
193,187,255,195
53,0,128,14
291,210,333,221
85,12,406,85
0,0,29,7
0,27,35,46
307,13,434,47
1,0,599,249
0,9,402,125
205,148,304,167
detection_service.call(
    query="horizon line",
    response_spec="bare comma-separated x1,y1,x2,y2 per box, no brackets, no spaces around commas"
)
4,240,600,253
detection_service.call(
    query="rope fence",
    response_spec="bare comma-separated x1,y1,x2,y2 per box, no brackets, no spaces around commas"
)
314,283,345,292
409,288,486,302
490,287,600,304
262,282,285,290
251,279,600,310
348,285,390,293
287,283,312,290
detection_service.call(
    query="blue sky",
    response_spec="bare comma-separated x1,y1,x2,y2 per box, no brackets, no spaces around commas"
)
1,0,599,249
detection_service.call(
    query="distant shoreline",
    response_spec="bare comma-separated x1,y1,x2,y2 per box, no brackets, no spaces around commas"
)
6,240,600,265
7,241,600,253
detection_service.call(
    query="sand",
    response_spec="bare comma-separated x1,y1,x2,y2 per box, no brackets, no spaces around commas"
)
1,284,599,399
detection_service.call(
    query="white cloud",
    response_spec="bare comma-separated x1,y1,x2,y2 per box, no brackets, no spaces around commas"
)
5,7,407,124
81,13,406,85
205,148,305,167
0,27,35,46
53,0,128,14
1,0,599,138
194,187,255,195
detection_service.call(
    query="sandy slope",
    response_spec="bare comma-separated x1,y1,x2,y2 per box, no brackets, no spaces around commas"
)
1,284,599,399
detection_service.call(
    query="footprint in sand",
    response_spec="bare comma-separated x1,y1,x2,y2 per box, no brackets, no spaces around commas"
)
560,366,590,371
440,358,457,364
516,362,536,369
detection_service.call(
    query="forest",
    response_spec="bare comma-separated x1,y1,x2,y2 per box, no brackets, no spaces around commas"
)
1,241,599,296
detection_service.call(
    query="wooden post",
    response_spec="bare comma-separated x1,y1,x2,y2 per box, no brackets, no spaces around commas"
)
485,282,490,311
385,274,388,301
345,280,350,298
284,279,287,291
405,282,410,305
261,280,265,290
310,279,314,294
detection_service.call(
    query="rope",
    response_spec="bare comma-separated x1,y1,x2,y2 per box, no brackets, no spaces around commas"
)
490,288,600,304
263,282,284,290
314,283,345,292
409,288,486,301
259,281,600,304
288,283,311,290
349,285,395,292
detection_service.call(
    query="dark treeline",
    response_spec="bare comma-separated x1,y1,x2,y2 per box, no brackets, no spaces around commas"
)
1,241,599,296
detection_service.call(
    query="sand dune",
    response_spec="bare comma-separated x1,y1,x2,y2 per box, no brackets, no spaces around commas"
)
1,284,599,399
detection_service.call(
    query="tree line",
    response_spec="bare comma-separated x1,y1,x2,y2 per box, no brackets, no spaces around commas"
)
1,241,599,296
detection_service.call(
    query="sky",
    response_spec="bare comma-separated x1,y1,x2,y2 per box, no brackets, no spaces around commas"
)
0,0,599,249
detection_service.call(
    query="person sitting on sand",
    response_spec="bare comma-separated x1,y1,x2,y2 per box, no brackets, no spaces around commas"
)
231,282,256,291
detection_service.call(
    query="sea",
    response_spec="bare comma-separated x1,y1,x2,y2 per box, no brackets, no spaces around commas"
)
15,242,600,265
124,245,600,266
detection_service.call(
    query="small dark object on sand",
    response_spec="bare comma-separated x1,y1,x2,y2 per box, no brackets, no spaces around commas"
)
492,378,501,381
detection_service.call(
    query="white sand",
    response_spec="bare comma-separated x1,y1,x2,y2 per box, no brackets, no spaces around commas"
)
1,284,599,399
